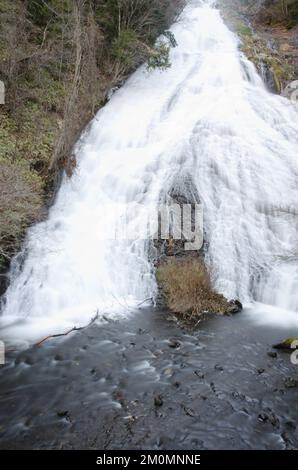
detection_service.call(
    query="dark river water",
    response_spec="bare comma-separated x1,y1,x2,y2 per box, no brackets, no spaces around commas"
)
0,308,298,450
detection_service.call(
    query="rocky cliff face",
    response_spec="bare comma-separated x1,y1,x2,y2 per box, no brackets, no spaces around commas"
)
218,0,298,93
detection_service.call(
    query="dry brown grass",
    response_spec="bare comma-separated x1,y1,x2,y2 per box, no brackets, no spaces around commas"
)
156,257,232,319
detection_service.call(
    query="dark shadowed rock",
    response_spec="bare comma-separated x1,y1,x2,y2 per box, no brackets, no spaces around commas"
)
284,377,298,389
267,351,277,358
273,338,298,351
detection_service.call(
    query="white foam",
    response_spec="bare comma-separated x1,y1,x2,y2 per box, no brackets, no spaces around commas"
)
1,0,298,342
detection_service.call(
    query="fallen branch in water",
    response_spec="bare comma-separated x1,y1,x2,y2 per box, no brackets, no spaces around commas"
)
34,311,99,347
137,297,154,307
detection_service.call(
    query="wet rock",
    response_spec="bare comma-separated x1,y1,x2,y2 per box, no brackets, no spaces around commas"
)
113,390,125,406
173,381,181,388
281,431,293,448
153,349,163,357
285,420,296,431
282,80,298,100
57,410,71,422
232,391,246,400
54,354,63,361
273,388,285,395
137,328,146,335
258,410,279,427
182,405,196,417
24,357,35,366
261,61,280,93
218,0,298,94
267,351,277,358
226,299,243,315
273,338,298,351
14,355,34,366
168,339,180,349
130,400,139,407
194,370,205,379
152,172,202,259
284,377,298,389
258,413,268,423
257,368,265,374
154,395,163,407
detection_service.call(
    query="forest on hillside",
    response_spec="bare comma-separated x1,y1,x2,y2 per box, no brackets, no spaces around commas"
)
0,0,184,273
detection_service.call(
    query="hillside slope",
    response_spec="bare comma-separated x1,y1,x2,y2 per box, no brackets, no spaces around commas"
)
0,0,184,275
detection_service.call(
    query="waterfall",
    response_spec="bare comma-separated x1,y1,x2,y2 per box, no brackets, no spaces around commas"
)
1,0,298,342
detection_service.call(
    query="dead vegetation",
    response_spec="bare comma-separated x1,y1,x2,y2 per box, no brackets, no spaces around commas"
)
156,257,237,321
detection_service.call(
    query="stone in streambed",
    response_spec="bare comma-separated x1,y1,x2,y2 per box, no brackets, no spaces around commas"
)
284,377,298,389
194,370,205,379
258,410,279,427
267,351,277,358
154,394,163,407
226,299,243,315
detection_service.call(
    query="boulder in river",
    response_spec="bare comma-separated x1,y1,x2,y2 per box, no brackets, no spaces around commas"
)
273,338,298,351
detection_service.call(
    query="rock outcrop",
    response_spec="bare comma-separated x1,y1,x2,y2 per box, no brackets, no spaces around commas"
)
218,0,297,94
152,174,242,323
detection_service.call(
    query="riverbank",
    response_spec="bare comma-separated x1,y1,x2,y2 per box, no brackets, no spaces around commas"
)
0,307,298,450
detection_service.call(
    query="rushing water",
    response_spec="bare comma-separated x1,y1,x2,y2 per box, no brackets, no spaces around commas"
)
1,0,298,342
1,308,298,450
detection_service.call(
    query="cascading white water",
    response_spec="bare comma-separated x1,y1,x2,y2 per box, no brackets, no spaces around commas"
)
1,0,298,342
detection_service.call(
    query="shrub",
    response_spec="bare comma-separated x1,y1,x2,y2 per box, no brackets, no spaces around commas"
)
147,41,171,70
156,257,232,319
111,29,139,64
287,1,298,28
96,0,181,71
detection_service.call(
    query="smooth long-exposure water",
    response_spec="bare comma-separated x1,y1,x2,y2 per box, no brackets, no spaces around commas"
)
1,1,298,343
